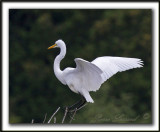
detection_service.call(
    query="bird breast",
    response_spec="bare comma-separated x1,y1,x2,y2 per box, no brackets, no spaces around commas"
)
68,83,79,94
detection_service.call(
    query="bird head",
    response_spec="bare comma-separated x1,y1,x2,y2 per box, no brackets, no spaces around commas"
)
48,39,65,49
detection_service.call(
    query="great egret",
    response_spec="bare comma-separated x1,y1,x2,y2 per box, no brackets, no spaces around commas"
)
48,39,143,111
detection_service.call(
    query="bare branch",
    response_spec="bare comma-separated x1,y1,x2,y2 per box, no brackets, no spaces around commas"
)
48,107,60,123
54,117,56,123
43,113,47,123
31,119,34,123
62,107,68,123
31,104,86,123
69,108,77,123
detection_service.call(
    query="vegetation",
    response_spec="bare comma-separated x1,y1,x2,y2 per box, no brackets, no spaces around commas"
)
9,9,152,124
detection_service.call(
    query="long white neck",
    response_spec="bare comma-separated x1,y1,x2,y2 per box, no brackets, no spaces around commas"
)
53,44,66,84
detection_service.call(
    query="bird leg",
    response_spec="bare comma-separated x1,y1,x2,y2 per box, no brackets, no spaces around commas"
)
76,99,87,111
68,96,87,113
61,96,87,123
68,99,82,111
62,97,82,112
68,97,87,122
69,100,87,121
62,98,83,122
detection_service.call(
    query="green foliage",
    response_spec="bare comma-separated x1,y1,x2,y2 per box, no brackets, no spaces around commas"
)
9,9,152,124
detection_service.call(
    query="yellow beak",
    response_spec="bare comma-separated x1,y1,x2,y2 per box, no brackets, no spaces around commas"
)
48,44,57,49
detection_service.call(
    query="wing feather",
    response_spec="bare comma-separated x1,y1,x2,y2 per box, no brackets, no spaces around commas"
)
74,58,103,92
92,56,143,83
67,57,143,93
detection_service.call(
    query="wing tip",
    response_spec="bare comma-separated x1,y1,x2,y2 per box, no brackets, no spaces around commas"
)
137,59,144,67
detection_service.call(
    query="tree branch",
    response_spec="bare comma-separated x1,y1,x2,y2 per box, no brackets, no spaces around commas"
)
48,107,60,123
31,106,79,124
43,113,47,123
62,107,68,124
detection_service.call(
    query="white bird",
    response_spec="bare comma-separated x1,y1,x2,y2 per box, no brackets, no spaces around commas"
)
48,39,143,111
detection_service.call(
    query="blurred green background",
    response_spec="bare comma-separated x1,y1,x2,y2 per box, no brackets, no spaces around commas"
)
9,9,152,124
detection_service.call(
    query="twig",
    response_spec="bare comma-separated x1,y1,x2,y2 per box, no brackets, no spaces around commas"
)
69,108,77,123
43,113,47,123
31,103,87,123
31,119,34,123
48,107,60,123
62,107,68,123
54,117,56,123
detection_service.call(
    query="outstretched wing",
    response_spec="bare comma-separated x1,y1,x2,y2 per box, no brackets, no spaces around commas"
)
92,56,143,83
74,58,103,92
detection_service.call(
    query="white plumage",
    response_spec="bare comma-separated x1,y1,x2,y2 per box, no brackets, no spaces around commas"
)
92,57,143,83
48,39,143,103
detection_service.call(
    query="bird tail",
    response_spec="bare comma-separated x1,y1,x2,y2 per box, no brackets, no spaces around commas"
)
81,89,94,103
